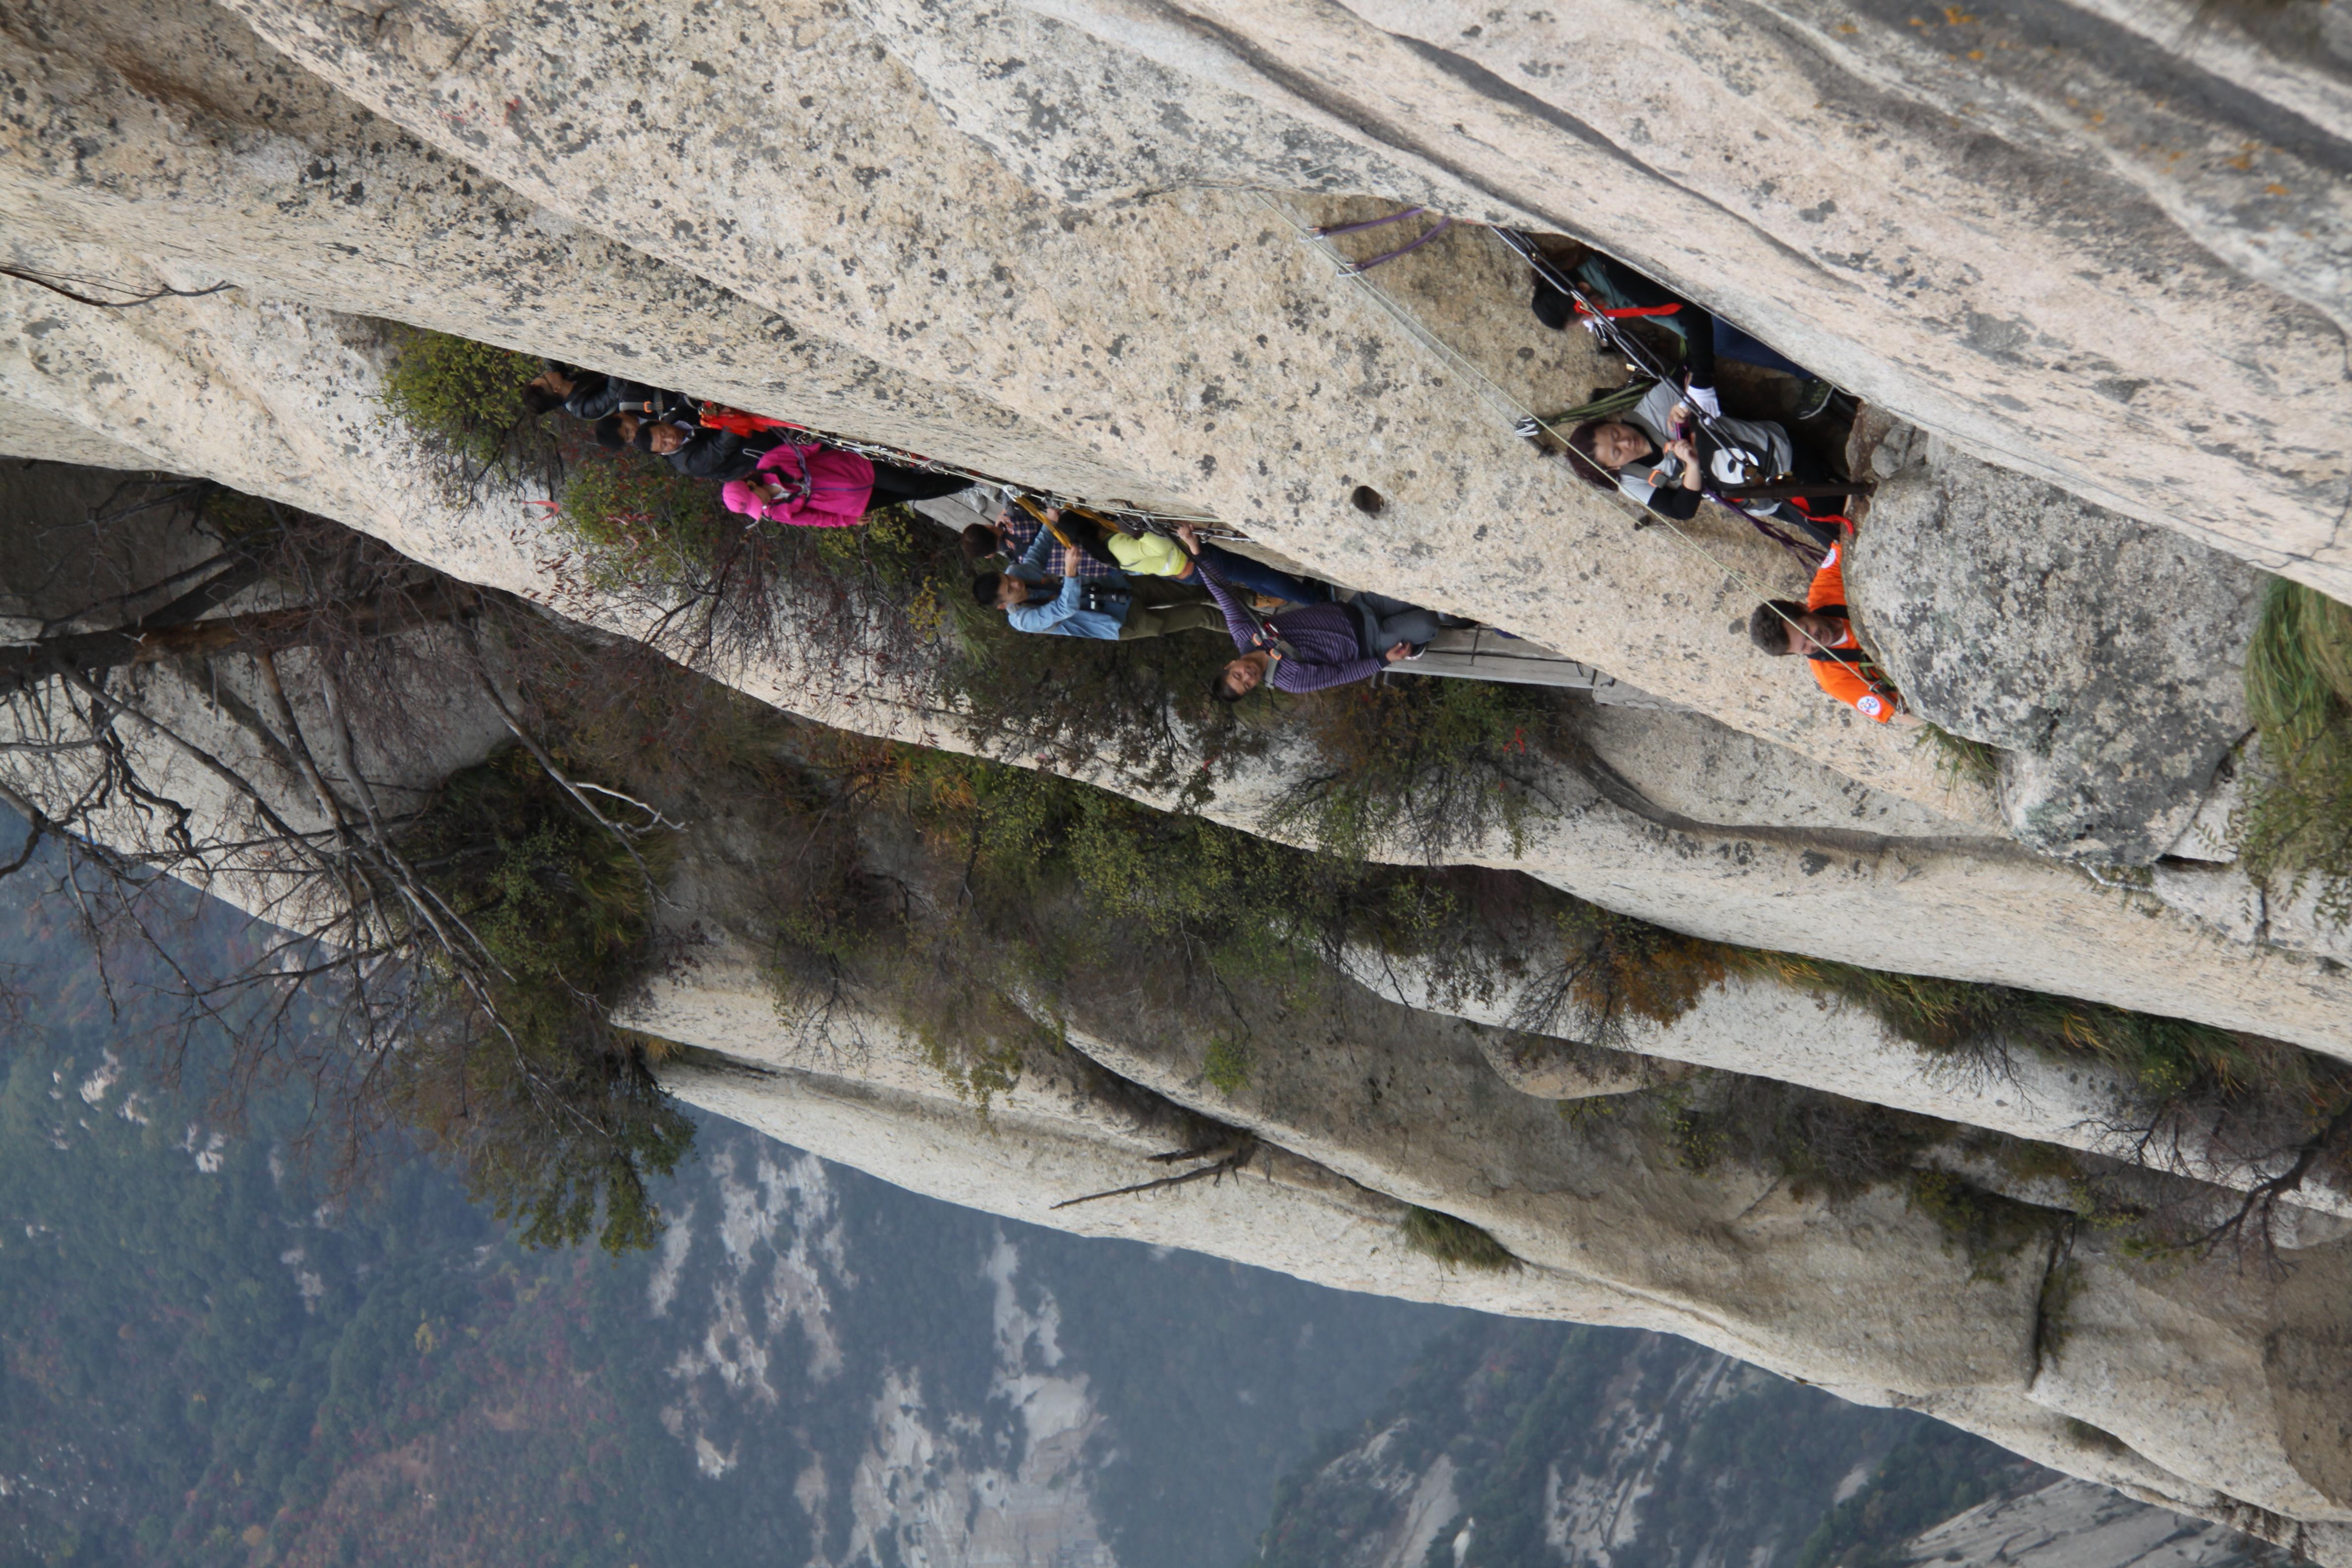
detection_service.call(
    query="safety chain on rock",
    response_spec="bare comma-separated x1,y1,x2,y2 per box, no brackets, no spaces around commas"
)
1259,194,1887,683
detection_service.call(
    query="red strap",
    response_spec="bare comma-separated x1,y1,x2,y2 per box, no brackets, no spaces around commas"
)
1785,494,1853,533
699,403,796,435
1572,300,1684,320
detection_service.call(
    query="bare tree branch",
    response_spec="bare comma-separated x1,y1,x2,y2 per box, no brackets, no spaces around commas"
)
457,621,668,906
0,579,473,686
1051,1140,1257,1210
0,265,236,309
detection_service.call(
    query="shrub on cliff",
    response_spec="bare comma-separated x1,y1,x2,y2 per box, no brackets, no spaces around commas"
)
2237,576,2352,923
375,324,557,495
554,447,729,581
1266,676,1574,862
1742,952,2275,1105
1400,1207,1520,1272
392,747,691,1254
1512,901,1729,1047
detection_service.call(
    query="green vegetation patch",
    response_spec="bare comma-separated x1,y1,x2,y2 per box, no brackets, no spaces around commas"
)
556,445,734,581
2236,576,2352,925
1201,1037,1254,1095
375,325,552,490
396,748,691,1253
2035,1254,2084,1366
1400,1206,1520,1273
1655,1074,1944,1204
1913,719,2002,791
1746,950,2281,1107
1904,1169,2050,1281
753,735,1374,1104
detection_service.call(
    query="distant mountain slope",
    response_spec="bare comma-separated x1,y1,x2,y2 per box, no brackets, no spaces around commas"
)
1892,1478,2276,1568
1248,1318,2282,1568
0,843,1454,1568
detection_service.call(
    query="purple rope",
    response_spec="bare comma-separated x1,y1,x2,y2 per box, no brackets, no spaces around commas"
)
1314,205,1425,239
1344,217,1455,275
1713,491,1828,567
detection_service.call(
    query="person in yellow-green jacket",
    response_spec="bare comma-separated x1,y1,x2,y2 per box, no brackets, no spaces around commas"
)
1100,522,1330,605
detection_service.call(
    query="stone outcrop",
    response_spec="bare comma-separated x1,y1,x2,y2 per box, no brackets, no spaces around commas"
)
219,0,2352,599
645,934,2352,1556
7,0,2346,812
18,285,2352,1055
1352,949,2352,1225
1856,442,2265,865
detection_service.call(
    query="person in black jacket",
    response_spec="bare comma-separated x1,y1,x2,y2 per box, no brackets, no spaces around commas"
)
522,362,611,420
1531,247,1836,418
573,379,693,425
637,416,780,482
523,363,695,425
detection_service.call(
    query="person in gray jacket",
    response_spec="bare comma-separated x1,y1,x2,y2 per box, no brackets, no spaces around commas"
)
1542,323,1841,548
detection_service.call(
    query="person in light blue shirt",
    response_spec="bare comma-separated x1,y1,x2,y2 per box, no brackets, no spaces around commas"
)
974,543,1226,642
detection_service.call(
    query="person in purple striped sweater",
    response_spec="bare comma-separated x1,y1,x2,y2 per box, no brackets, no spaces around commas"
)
1176,525,1446,702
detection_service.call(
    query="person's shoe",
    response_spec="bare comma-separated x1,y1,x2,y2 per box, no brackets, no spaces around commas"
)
1795,379,1840,421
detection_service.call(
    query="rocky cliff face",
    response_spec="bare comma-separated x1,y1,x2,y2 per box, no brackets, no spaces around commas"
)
5,0,2352,1558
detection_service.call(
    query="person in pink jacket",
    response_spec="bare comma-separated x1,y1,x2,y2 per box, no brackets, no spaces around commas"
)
720,442,970,527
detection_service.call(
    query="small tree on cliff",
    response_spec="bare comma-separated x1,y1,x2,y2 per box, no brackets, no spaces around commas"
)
0,473,690,1251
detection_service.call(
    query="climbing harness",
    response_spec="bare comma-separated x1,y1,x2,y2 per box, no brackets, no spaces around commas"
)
741,441,872,509
1260,194,1894,688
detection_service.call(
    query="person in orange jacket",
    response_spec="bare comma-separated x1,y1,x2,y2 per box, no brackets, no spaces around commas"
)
1747,539,1919,726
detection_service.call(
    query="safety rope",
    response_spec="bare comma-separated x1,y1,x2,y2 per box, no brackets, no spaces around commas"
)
1257,194,1892,685
1313,206,1462,275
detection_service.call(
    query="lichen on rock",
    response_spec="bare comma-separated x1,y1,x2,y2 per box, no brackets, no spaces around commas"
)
1855,441,2266,865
